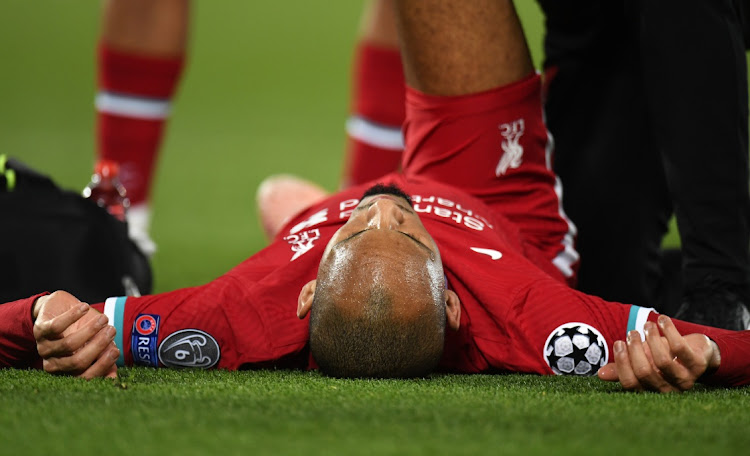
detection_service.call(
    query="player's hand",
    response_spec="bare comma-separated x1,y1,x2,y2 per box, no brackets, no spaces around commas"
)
256,174,329,239
32,291,119,379
597,315,721,392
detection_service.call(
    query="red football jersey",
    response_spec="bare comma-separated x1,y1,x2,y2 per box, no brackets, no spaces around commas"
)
90,173,744,384
93,173,564,371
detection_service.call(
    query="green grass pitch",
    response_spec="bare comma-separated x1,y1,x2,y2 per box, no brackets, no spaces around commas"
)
0,2,743,455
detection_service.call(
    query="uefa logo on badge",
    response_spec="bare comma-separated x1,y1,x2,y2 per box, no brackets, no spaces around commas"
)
135,314,158,336
131,313,161,367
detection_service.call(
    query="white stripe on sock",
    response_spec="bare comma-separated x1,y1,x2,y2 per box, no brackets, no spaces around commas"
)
96,92,171,120
346,116,405,151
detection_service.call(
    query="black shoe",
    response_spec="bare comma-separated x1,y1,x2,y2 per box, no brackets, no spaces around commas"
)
673,276,750,331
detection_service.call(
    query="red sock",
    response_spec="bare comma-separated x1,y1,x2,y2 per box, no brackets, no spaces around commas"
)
341,43,406,188
95,44,185,206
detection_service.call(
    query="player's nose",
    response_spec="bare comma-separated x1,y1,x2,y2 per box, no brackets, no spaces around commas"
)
366,199,405,229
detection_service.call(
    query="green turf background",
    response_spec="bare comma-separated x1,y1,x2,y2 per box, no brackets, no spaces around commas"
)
1,2,745,456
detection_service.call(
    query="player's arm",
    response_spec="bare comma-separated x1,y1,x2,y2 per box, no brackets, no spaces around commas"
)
0,294,42,368
515,272,750,391
597,315,722,392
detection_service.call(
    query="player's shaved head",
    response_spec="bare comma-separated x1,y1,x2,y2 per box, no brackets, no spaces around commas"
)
310,238,445,378
305,183,451,378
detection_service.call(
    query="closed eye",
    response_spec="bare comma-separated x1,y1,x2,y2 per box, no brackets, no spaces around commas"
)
334,229,433,257
398,232,434,256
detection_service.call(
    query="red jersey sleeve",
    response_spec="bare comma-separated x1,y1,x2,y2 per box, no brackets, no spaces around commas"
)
92,276,265,370
509,278,750,386
0,293,46,368
90,235,322,371
707,331,750,386
499,279,635,376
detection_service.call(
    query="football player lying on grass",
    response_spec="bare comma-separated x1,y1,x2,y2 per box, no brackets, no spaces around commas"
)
1,0,748,392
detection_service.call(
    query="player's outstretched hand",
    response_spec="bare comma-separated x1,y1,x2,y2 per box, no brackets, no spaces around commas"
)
597,315,721,392
33,291,119,379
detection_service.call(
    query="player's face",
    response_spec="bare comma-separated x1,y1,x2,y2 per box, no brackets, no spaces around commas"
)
330,192,438,247
323,193,441,265
318,193,445,315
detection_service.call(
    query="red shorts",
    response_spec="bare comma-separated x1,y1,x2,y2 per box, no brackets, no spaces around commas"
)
402,73,579,283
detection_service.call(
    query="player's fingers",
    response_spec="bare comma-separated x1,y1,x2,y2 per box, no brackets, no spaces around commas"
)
659,316,698,365
612,340,643,391
43,325,116,375
104,364,118,379
596,363,618,382
80,345,120,380
641,334,669,382
658,316,704,389
644,322,672,368
33,302,90,341
626,330,676,393
646,319,690,385
36,314,109,359
658,316,687,352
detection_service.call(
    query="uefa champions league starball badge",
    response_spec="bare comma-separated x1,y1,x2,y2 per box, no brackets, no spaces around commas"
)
543,323,609,376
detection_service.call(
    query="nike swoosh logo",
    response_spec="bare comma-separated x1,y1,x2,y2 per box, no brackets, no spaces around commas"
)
470,247,502,260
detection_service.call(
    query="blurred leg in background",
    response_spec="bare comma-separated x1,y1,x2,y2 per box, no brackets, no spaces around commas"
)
95,0,189,256
341,0,405,188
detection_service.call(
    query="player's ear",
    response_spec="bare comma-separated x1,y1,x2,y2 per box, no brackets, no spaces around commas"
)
445,289,461,331
297,280,317,319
